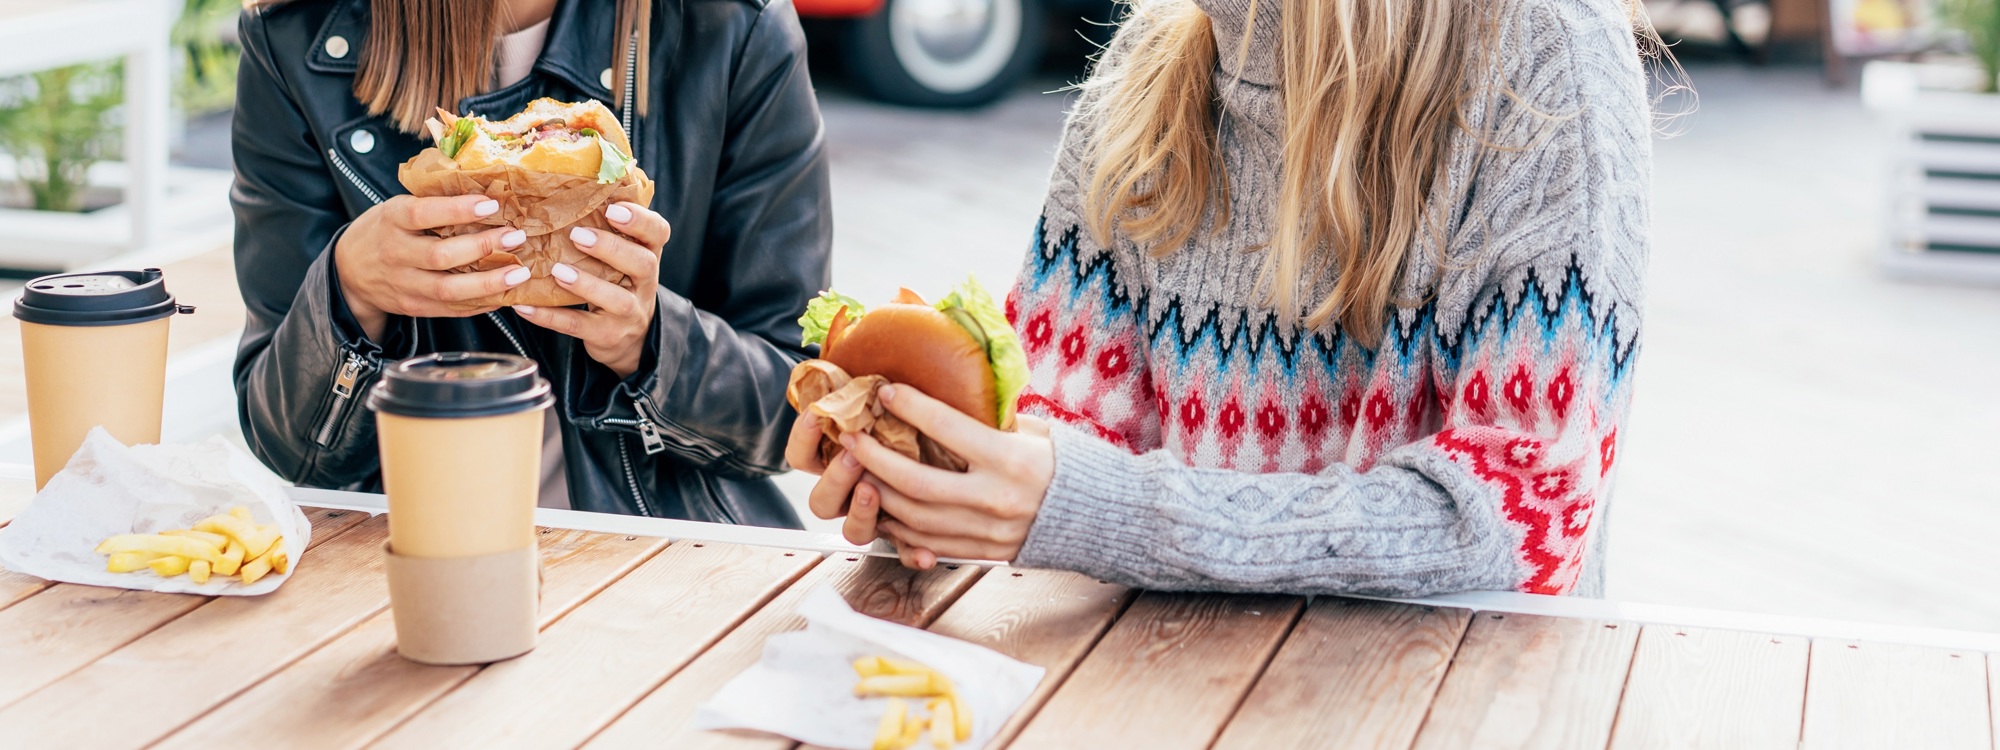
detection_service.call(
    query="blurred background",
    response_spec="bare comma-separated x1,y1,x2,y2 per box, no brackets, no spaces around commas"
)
0,0,1995,632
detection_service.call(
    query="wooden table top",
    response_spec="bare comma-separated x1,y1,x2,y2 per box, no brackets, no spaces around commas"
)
0,507,1994,749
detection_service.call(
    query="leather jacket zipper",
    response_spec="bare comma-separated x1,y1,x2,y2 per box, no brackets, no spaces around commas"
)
327,148,385,205
621,34,638,151
313,350,379,447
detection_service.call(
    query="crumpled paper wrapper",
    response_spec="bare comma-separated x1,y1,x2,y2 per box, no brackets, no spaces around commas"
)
788,361,967,472
694,586,1045,750
398,148,656,309
0,428,313,596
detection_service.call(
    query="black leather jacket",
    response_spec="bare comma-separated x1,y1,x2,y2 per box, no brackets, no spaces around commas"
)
230,0,828,527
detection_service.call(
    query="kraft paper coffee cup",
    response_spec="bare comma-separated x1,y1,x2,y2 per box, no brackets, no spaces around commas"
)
367,352,552,665
12,269,193,489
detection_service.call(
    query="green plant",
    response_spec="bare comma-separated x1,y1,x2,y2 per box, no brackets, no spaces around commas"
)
174,0,241,115
0,63,123,213
1943,0,2000,93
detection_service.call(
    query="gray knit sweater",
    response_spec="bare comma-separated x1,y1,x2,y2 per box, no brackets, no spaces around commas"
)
1008,0,1651,597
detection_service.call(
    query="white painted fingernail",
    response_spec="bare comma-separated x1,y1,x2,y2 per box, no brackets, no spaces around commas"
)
512,305,536,316
569,226,597,247
605,204,632,223
503,267,530,286
878,385,897,401
501,229,526,248
474,199,500,217
551,263,579,283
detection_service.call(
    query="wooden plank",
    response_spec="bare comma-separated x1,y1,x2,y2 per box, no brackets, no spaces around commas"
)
583,556,984,750
0,507,368,710
0,514,393,749
1607,626,1809,750
151,527,668,749
370,542,821,749
1005,591,1304,750
0,571,50,611
1410,612,1640,750
926,569,1130,750
1210,599,1470,750
1800,638,1990,749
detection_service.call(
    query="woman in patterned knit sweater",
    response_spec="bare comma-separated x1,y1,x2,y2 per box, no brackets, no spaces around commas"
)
790,0,1653,597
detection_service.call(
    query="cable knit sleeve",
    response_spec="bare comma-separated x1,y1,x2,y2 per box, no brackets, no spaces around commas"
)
1014,0,1650,598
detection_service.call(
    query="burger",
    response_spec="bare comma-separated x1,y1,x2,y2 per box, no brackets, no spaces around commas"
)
399,98,654,309
426,98,636,183
786,278,1028,471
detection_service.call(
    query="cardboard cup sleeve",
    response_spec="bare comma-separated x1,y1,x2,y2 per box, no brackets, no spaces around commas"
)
384,542,542,665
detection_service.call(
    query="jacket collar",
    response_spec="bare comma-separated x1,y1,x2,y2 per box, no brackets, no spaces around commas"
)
305,0,617,105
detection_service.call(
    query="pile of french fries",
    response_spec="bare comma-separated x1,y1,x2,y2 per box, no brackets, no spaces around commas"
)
95,506,289,586
856,656,970,750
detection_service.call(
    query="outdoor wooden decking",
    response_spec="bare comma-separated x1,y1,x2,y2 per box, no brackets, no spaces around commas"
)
0,502,1992,749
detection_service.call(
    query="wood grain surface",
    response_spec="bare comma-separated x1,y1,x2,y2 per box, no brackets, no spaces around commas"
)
371,542,819,749
151,527,669,749
1211,599,1471,750
1006,591,1304,750
583,555,983,750
0,514,392,749
928,569,1130,750
0,570,49,611
1411,612,1640,750
0,507,366,710
1801,638,1991,749
1607,626,1809,750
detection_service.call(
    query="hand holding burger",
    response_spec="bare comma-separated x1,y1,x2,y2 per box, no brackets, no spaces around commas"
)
784,280,1055,568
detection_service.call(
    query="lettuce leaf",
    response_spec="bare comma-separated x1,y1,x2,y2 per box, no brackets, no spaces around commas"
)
938,276,1028,427
797,290,865,348
595,135,635,184
438,117,476,159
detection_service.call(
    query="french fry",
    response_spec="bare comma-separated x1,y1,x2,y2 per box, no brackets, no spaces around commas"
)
240,553,273,585
855,656,892,678
929,698,955,749
149,555,191,577
948,690,970,741
270,546,290,575
194,514,279,559
188,559,211,584
897,715,927,750
229,506,252,521
160,529,229,549
96,534,224,564
872,698,908,750
856,674,942,698
105,551,161,573
215,541,245,576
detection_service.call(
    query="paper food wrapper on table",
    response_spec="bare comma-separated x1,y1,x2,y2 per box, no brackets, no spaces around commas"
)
398,148,656,310
0,428,312,596
695,586,1045,750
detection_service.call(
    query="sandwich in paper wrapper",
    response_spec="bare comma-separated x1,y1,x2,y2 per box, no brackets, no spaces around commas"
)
0,428,312,596
399,97,656,309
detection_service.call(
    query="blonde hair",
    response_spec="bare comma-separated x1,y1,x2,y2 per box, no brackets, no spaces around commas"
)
247,0,654,133
1081,0,1643,347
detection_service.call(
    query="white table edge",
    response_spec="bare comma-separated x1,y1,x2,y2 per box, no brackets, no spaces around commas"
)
286,486,2000,655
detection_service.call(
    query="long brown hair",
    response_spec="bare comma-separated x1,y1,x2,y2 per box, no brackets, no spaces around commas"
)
1081,0,1650,347
252,0,653,134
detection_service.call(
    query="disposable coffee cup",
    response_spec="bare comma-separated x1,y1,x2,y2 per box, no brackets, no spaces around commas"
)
13,269,193,489
367,352,553,665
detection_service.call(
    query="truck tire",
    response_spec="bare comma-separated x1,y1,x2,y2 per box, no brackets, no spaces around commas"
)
843,0,1044,107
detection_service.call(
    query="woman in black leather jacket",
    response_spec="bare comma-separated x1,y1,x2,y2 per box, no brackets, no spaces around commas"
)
229,0,829,527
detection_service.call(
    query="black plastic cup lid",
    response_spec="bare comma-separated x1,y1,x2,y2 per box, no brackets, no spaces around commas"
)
365,352,554,419
13,268,194,326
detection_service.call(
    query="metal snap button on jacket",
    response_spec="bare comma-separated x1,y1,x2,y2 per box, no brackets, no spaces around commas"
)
325,35,350,59
348,129,375,154
600,68,613,89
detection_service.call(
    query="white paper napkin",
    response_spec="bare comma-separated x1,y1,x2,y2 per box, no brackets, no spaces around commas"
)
0,427,312,596
695,586,1045,750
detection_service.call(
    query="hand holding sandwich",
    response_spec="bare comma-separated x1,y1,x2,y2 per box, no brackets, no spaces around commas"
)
510,201,670,378
333,194,534,342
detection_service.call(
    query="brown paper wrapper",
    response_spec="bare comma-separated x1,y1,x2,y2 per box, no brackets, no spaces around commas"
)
397,149,657,309
384,541,542,665
787,361,968,472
